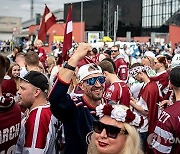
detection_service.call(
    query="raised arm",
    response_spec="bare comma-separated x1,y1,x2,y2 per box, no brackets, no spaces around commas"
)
48,43,92,121
58,43,92,83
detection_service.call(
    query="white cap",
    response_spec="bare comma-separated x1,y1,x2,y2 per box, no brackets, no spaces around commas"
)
78,63,102,82
171,54,180,69
144,51,155,59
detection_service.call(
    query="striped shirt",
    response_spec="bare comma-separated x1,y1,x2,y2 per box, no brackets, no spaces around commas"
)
15,104,58,154
150,101,180,154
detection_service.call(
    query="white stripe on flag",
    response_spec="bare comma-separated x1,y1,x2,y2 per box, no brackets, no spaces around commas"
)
45,12,52,22
66,21,73,34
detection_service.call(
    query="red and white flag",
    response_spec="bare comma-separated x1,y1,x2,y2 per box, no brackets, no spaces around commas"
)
38,4,56,42
62,4,73,61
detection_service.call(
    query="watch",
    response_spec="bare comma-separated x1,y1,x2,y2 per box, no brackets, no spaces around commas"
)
63,61,76,71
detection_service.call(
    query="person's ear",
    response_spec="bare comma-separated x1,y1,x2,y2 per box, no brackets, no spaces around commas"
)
34,88,41,97
103,71,108,77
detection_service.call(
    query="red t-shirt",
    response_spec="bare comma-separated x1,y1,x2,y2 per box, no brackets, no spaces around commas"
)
104,81,130,107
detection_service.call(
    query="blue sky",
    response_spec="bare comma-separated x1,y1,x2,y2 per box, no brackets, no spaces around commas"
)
0,0,84,21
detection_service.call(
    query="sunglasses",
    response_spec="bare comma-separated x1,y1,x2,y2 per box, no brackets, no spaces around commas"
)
111,50,118,53
93,121,128,139
83,76,105,86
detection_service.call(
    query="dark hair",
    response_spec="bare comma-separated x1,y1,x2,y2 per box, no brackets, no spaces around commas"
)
7,63,20,78
0,54,6,83
157,56,168,68
4,57,10,72
92,48,98,55
103,49,111,56
170,66,180,88
130,63,148,75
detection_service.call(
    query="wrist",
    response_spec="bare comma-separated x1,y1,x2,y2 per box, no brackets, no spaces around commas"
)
63,61,76,71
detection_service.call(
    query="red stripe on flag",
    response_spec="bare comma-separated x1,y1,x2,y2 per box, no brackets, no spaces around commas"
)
38,4,56,42
62,4,73,61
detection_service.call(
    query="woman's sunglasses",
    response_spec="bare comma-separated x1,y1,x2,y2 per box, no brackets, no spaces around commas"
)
83,76,105,86
93,121,128,139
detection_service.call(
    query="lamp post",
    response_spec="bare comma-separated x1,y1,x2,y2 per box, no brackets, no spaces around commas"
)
80,0,83,42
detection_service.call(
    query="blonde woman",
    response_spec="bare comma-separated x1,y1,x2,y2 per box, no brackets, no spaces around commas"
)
88,104,144,154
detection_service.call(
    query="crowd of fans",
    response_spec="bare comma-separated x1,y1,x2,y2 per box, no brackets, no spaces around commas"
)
0,38,180,154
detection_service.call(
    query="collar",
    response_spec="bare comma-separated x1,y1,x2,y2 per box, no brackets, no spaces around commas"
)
156,70,167,76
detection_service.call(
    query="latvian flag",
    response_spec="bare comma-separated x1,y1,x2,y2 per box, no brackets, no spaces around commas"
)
38,4,56,42
62,4,73,61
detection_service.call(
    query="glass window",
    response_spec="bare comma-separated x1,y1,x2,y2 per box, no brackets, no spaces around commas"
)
143,17,146,27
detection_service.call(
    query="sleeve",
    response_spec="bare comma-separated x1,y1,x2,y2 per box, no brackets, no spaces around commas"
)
150,110,173,154
48,78,77,122
137,97,148,111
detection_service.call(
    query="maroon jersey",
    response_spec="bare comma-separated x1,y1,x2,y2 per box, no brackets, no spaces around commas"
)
2,76,17,96
15,104,58,153
113,55,128,83
38,47,47,63
151,101,180,154
0,93,21,153
104,81,130,107
138,81,160,134
150,71,170,99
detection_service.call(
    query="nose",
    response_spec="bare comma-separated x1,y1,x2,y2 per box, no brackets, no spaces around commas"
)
99,128,108,138
94,79,102,87
17,88,21,95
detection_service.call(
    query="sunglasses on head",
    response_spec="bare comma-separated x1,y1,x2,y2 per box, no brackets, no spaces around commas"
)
111,50,118,53
93,121,128,139
83,76,105,86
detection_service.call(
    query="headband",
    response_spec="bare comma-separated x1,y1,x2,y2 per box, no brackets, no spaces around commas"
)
129,65,151,78
96,104,144,127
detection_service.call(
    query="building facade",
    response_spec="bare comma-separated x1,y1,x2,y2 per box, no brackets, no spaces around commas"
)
64,0,142,38
0,16,21,40
142,0,180,35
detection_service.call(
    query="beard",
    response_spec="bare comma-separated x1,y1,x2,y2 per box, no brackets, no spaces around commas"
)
85,85,104,101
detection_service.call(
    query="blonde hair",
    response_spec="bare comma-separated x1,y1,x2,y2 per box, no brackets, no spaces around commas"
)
34,39,43,47
87,122,144,154
121,123,143,154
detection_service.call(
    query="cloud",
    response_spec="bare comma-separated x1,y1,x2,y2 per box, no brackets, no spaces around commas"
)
20,4,30,10
0,0,86,21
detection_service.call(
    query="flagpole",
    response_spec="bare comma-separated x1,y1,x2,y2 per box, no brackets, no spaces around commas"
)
80,0,83,42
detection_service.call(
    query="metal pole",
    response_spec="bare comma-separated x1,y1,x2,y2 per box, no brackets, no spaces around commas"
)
31,0,34,19
80,0,83,42
116,5,118,31
107,0,110,36
114,11,117,44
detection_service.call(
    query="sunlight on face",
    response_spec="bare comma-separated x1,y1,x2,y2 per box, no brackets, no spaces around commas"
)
94,116,127,154
82,73,105,101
